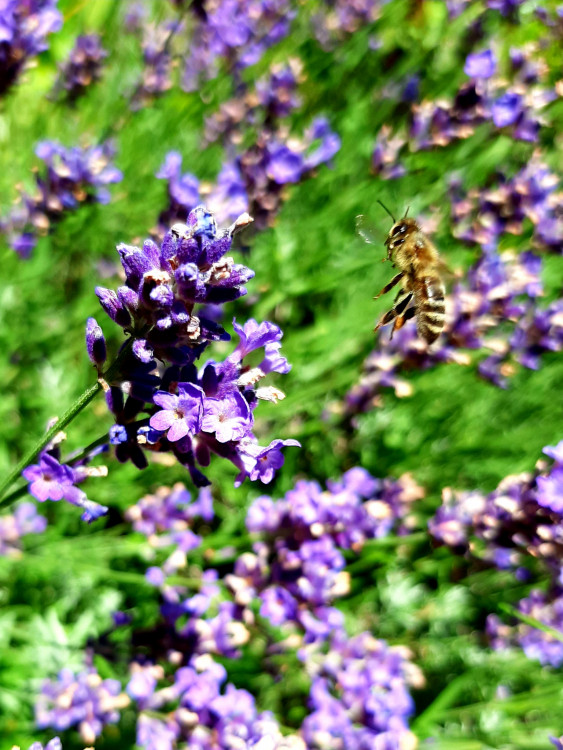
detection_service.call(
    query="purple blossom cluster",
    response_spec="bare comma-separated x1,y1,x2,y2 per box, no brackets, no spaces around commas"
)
488,590,563,668
94,206,298,485
54,34,107,102
125,482,213,578
0,0,62,96
373,43,557,178
345,244,560,414
0,502,46,556
430,440,563,666
35,667,130,745
312,0,380,48
157,64,340,231
181,0,294,92
302,632,419,750
226,468,423,638
450,159,563,254
22,430,108,522
130,19,181,109
1,140,122,258
430,441,563,575
127,655,305,750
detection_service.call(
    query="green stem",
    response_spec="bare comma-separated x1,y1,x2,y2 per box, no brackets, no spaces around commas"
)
0,381,101,506
0,340,133,506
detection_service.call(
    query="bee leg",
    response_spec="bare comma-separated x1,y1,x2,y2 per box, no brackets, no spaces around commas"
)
390,306,416,339
374,272,404,299
374,307,397,333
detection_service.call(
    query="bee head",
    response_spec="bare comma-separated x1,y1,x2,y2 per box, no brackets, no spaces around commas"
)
385,217,418,246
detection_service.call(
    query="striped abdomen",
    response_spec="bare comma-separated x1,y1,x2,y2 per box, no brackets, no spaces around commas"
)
413,274,445,344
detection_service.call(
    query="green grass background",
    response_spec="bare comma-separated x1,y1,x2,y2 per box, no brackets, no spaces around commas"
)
1,0,562,747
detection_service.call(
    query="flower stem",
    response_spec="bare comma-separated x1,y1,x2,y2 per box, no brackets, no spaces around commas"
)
0,382,101,506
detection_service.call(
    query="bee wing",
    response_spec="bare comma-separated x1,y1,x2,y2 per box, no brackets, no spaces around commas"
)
355,215,380,245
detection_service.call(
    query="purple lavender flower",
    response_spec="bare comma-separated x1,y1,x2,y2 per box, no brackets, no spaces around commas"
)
302,632,418,749
0,502,46,557
201,391,253,443
36,667,130,745
181,0,294,91
27,740,63,750
0,0,62,96
232,469,422,634
492,91,523,127
464,49,496,78
55,34,107,101
22,435,108,523
150,383,205,442
2,140,122,257
155,152,201,232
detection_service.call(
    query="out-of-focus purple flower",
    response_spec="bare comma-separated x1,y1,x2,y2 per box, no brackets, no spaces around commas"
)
36,668,130,745
131,19,181,108
27,739,64,750
155,152,201,232
487,0,525,17
372,125,407,179
0,0,62,96
130,655,305,750
464,49,496,78
551,736,563,750
492,91,523,127
2,140,122,258
205,161,249,226
181,0,294,91
230,469,422,634
55,34,107,101
0,502,46,557
302,632,419,749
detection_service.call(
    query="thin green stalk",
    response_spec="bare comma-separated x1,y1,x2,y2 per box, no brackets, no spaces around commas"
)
0,381,101,506
0,340,133,506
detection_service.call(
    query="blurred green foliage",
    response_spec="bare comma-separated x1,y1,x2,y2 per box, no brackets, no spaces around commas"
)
1,0,562,748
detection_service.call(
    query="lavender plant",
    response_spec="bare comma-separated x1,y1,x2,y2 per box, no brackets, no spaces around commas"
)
430,440,563,667
0,140,123,258
53,34,108,102
0,0,62,96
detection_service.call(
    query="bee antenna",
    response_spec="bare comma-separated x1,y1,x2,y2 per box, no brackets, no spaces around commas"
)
404,205,410,218
377,200,396,223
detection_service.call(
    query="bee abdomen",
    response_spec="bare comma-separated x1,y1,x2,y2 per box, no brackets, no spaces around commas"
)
416,277,445,344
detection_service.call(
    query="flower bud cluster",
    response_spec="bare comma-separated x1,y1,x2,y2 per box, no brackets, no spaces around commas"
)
302,632,420,750
450,159,563,254
1,140,122,258
127,655,306,750
373,43,557,179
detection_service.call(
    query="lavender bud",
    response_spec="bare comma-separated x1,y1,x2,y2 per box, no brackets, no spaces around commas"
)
85,317,107,368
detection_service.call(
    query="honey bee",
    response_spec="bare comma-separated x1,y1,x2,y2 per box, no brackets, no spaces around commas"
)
357,202,446,345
